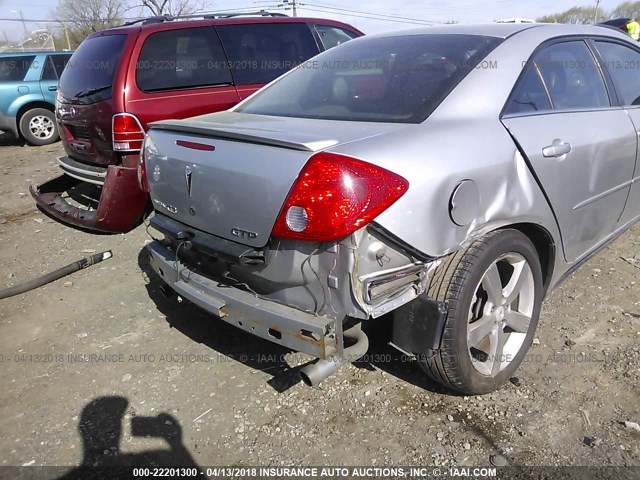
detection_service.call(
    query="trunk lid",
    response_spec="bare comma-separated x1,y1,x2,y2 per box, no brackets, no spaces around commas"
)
146,112,406,248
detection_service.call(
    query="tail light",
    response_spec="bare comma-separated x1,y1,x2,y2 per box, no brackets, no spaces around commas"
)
271,152,409,242
112,113,145,152
137,140,149,193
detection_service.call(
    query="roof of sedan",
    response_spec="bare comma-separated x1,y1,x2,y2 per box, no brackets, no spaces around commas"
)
373,22,631,40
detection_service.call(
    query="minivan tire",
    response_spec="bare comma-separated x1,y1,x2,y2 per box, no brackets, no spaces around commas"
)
418,229,543,395
19,108,59,146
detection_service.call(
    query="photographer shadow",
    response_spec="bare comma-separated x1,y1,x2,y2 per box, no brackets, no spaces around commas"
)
58,396,201,479
137,248,305,392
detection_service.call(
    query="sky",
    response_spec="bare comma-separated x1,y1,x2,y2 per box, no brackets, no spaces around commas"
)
0,0,608,42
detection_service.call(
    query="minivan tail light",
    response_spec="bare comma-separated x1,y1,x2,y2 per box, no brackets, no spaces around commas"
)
271,152,409,242
137,140,149,193
112,113,145,152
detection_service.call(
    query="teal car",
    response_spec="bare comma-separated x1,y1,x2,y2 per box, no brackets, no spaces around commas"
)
0,51,72,145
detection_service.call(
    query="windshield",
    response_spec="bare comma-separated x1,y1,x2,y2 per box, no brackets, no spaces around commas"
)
58,34,127,104
236,34,502,123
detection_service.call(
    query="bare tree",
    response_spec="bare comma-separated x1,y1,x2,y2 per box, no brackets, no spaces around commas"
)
611,1,640,18
138,0,202,17
57,0,125,46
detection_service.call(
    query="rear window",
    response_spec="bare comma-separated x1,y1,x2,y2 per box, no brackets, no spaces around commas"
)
236,34,502,123
216,23,318,85
0,56,35,82
136,27,232,92
59,34,126,103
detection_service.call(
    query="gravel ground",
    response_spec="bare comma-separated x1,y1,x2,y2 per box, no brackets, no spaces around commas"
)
0,135,638,475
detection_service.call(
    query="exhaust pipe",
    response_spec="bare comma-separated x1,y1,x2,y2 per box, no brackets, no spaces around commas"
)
299,324,369,387
299,359,339,387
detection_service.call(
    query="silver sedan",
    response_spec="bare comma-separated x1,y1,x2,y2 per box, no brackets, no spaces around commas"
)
141,23,640,394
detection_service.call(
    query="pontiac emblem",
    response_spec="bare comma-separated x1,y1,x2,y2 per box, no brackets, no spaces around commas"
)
185,166,193,197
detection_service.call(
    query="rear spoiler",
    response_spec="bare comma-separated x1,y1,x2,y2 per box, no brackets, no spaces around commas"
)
149,119,339,152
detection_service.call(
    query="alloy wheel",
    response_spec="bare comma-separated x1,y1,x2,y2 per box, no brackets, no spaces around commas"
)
466,253,535,377
28,115,55,140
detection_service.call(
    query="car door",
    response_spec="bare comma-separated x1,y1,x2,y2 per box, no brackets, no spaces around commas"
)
39,55,61,102
592,39,640,226
502,39,637,263
0,55,36,120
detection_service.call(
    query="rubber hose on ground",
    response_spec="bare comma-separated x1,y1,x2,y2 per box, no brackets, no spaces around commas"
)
0,251,113,300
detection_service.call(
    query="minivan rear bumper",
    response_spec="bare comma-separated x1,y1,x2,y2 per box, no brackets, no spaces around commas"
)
146,240,339,360
30,159,148,232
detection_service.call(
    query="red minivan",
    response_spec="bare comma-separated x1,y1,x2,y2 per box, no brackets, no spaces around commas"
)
31,13,363,232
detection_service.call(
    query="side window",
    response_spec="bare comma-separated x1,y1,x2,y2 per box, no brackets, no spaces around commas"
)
51,54,71,78
0,55,35,82
595,41,640,106
41,56,58,81
504,62,552,115
314,25,358,50
136,28,232,92
534,41,609,111
216,23,318,85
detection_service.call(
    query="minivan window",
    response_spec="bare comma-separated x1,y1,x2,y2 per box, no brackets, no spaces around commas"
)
315,25,358,50
59,34,126,102
0,56,35,82
216,23,318,85
236,34,502,123
136,28,232,92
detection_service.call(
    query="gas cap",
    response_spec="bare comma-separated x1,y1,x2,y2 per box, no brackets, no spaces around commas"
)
449,180,480,226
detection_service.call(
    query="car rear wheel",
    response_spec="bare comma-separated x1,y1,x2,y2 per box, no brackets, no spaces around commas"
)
19,108,59,146
418,229,543,395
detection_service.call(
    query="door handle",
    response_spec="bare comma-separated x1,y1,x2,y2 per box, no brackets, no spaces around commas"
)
542,140,571,158
48,86,57,91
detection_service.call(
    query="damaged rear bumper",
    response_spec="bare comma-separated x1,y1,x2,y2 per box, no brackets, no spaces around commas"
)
146,240,339,359
30,156,149,233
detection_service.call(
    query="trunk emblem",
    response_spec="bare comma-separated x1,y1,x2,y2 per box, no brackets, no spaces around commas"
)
231,228,258,239
185,166,193,197
153,199,177,215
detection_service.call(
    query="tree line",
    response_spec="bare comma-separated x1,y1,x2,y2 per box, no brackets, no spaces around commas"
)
42,0,640,50
537,1,640,24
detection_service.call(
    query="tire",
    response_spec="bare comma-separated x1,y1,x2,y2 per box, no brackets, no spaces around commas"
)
19,108,59,146
418,229,543,395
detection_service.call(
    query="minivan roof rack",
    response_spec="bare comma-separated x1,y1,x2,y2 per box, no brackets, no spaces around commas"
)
214,11,289,18
121,10,288,26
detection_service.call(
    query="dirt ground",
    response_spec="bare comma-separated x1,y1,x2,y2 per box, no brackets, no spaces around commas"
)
0,134,638,476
